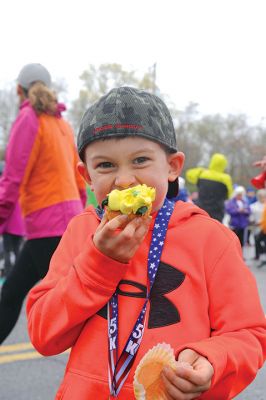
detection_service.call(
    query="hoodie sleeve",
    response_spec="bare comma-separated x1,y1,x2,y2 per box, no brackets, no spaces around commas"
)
26,216,128,355
175,237,266,399
0,105,38,224
185,167,204,185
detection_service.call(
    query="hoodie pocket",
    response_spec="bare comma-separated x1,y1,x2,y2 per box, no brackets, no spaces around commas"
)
56,369,134,399
56,370,109,399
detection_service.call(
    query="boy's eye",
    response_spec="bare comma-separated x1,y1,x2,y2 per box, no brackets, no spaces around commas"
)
133,156,149,164
96,161,114,169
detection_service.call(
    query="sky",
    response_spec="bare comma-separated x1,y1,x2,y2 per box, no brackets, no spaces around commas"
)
1,0,266,123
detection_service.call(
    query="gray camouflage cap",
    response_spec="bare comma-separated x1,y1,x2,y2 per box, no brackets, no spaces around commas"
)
77,86,178,160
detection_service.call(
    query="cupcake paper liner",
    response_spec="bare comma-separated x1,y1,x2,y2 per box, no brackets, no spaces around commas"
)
133,343,178,400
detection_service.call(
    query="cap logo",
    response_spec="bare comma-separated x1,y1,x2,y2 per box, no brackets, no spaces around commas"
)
93,124,143,134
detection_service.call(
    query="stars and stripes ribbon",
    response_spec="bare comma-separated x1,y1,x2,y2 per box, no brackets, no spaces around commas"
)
107,198,174,397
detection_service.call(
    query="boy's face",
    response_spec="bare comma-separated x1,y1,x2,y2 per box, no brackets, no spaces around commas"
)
78,137,184,212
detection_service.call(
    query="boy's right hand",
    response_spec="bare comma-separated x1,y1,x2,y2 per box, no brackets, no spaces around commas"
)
93,214,151,263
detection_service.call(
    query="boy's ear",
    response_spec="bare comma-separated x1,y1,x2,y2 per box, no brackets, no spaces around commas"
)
168,152,185,182
77,162,92,186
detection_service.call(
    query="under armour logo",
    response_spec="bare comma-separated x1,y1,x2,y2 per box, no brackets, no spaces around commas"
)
97,262,185,329
148,262,185,328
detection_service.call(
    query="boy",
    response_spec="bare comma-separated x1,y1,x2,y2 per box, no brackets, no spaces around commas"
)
27,87,266,399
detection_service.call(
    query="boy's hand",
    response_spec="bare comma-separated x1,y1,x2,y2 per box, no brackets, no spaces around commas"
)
161,349,214,399
93,214,151,263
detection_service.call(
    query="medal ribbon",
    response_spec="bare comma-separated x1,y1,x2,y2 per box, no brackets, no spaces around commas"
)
107,198,174,397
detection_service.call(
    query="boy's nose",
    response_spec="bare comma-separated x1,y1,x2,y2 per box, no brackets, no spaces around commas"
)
114,172,136,189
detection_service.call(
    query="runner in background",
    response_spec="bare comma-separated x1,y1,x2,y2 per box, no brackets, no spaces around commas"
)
0,63,86,344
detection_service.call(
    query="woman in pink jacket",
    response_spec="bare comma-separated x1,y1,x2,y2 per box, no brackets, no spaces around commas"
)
0,63,86,344
0,200,24,277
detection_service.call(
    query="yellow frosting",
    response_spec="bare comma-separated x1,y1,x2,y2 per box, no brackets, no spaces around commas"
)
107,184,156,215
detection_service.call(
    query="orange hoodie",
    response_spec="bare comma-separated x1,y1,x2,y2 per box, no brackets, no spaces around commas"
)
27,201,266,399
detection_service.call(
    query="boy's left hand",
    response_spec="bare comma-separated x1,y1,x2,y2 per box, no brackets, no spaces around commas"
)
161,349,214,399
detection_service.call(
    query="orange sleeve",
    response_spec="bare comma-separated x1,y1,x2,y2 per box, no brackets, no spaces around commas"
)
260,205,266,233
26,213,128,355
175,238,266,398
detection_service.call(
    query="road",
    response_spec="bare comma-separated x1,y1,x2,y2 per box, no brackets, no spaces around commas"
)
0,245,265,399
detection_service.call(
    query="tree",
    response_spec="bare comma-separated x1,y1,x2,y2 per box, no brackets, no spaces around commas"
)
0,85,18,155
67,63,157,133
52,78,68,104
178,109,266,187
172,102,204,171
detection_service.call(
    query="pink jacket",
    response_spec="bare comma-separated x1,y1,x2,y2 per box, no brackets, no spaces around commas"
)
0,201,24,236
0,100,86,239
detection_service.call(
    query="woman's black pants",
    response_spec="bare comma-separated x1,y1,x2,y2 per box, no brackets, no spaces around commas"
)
0,237,61,344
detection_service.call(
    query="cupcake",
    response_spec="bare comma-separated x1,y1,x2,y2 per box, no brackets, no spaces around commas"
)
102,184,156,221
133,343,178,400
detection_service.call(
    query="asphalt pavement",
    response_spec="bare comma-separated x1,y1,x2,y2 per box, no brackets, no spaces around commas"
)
0,244,265,399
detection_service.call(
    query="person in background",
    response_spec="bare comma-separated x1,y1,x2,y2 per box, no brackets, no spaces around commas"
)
0,63,86,344
246,186,257,205
245,186,257,244
0,202,24,278
0,162,24,278
249,189,266,260
256,199,266,268
251,156,266,189
186,153,233,222
225,186,251,247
